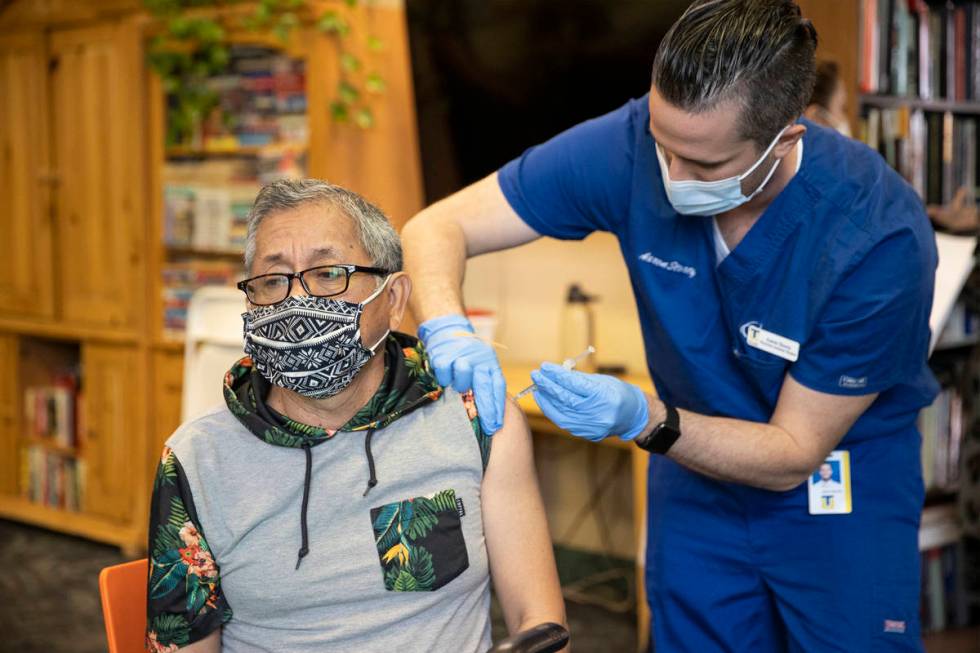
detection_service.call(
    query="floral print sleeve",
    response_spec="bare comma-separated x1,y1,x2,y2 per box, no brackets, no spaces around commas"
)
146,447,232,651
460,390,491,471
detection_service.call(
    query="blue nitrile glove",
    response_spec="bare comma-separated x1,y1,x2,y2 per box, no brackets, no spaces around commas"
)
418,314,506,434
530,362,649,442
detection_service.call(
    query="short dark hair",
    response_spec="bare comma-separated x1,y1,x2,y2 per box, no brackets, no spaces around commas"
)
809,60,841,110
651,0,818,149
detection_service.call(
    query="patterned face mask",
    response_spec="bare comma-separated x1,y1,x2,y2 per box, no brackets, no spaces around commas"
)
242,276,391,399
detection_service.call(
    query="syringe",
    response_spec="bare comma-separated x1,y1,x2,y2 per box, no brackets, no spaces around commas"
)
514,345,596,400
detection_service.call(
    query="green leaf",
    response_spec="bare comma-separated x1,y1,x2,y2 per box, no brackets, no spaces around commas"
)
372,503,401,552
354,107,374,129
392,568,418,591
407,545,435,590
150,613,191,647
317,11,350,36
186,581,210,615
365,73,385,94
429,489,457,513
330,101,350,123
344,0,358,7
152,524,183,558
367,35,383,52
278,12,299,29
338,81,359,103
155,454,178,488
405,499,437,540
384,564,401,590
341,53,361,72
149,559,187,599
168,496,190,529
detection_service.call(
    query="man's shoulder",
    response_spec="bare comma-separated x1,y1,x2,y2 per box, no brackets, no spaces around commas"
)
800,125,934,276
803,124,926,234
165,405,248,461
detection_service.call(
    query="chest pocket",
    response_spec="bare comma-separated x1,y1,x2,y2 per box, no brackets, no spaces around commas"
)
370,488,469,592
732,336,791,400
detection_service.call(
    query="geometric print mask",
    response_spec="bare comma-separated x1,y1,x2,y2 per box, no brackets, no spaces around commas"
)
242,276,390,399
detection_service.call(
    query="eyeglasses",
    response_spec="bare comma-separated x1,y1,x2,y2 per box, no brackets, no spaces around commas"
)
237,264,389,306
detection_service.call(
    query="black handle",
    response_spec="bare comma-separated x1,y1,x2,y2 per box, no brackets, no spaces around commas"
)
488,622,570,653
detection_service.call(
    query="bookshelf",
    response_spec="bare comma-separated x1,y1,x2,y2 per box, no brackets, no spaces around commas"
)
857,0,980,635
0,0,424,555
861,93,980,116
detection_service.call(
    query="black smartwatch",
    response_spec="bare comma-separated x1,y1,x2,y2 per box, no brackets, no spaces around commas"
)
634,403,681,454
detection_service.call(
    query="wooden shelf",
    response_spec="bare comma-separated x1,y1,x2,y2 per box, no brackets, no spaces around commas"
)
0,317,140,345
165,142,307,159
20,436,79,457
165,245,244,261
0,494,143,552
153,338,184,353
860,94,980,115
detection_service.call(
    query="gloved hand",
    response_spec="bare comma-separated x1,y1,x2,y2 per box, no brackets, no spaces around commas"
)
418,314,506,434
530,362,649,442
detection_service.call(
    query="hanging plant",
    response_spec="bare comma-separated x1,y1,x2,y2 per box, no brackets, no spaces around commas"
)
143,0,385,146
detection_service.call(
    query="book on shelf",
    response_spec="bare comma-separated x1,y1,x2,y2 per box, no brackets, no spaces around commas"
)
862,107,976,205
20,446,84,512
162,262,240,336
172,45,308,152
23,372,80,450
163,158,305,253
919,383,964,492
862,0,980,102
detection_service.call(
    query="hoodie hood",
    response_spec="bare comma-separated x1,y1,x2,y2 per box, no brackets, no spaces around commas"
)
223,331,443,449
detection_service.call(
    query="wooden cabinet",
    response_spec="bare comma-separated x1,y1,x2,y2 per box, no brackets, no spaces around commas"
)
150,349,183,462
0,0,422,554
49,23,146,331
81,342,144,524
0,34,54,319
0,334,18,496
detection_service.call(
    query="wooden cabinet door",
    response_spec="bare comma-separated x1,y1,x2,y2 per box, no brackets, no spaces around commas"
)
0,334,19,496
0,35,54,319
150,348,183,466
49,23,146,330
81,342,143,524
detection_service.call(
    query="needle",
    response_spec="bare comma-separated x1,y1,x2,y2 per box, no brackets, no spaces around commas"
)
514,346,596,400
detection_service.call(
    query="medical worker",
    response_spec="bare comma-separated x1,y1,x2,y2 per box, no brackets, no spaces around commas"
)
401,0,938,651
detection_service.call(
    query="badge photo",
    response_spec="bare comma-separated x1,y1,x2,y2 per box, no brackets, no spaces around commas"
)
808,450,852,515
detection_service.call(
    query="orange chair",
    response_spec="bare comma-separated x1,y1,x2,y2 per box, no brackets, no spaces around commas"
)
99,558,148,653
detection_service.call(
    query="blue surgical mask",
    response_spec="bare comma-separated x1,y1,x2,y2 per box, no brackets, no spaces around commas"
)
656,126,789,217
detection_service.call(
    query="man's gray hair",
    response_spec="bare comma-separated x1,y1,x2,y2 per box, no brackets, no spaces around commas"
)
244,179,403,273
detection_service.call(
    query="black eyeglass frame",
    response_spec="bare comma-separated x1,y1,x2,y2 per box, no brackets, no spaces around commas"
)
236,264,390,306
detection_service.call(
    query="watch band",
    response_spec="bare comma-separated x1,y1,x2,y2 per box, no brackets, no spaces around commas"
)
635,403,681,455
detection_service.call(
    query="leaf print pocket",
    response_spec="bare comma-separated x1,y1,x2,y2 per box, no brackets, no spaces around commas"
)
370,488,469,592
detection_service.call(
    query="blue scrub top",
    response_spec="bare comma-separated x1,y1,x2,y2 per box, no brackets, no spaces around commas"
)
498,95,939,444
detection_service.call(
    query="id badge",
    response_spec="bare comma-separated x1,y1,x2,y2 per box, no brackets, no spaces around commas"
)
807,450,852,515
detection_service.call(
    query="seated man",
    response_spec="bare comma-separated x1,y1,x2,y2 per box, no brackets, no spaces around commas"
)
146,179,566,652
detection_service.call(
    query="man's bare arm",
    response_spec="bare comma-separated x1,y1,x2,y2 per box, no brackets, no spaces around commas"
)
482,398,567,637
177,628,220,652
646,375,877,491
401,173,540,322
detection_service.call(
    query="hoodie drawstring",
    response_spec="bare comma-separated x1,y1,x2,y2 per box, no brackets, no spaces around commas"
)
363,428,378,497
295,442,313,570
295,428,379,570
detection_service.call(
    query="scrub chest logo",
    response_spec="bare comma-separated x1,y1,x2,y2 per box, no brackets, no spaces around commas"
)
638,252,697,279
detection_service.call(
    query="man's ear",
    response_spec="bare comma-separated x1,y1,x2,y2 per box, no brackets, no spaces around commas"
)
385,272,413,331
773,123,806,159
